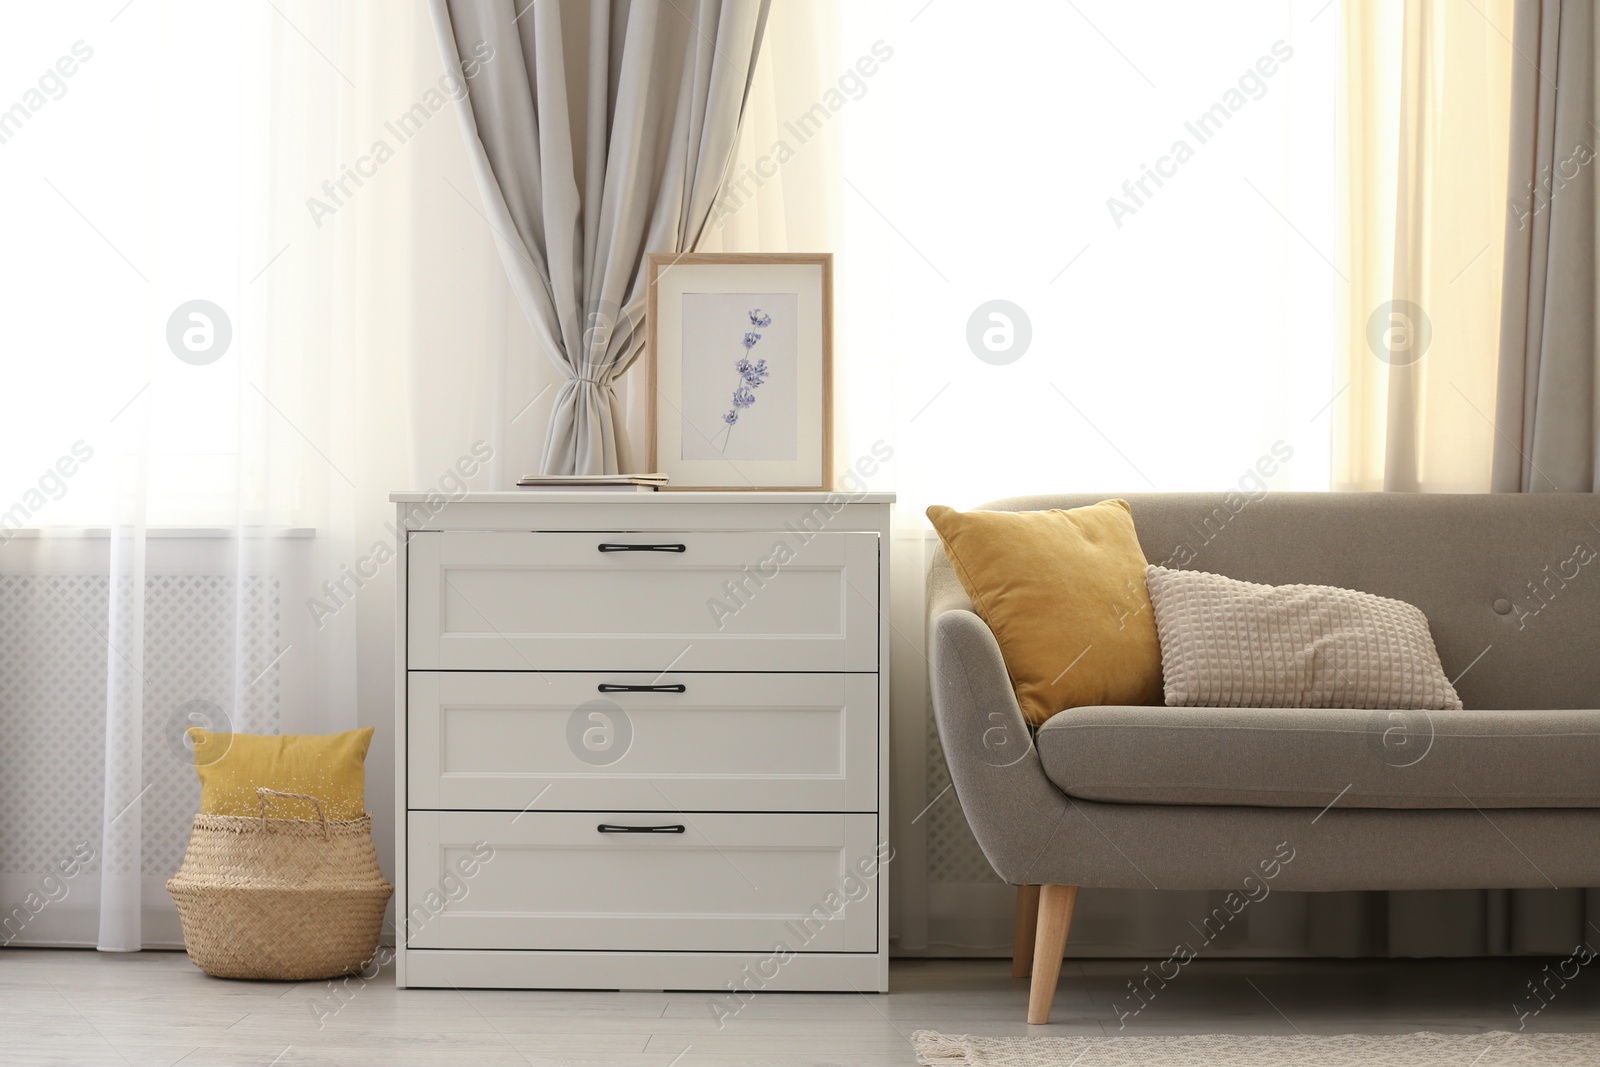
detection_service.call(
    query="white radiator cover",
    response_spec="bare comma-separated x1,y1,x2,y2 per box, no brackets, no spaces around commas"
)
0,533,303,948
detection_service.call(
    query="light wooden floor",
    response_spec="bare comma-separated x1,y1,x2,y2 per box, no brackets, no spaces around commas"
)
5,950,1599,1065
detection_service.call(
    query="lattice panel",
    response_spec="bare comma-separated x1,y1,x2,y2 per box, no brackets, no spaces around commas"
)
0,575,281,878
0,575,108,881
924,690,1003,885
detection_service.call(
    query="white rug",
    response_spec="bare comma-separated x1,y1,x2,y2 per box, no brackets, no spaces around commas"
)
911,1029,1600,1066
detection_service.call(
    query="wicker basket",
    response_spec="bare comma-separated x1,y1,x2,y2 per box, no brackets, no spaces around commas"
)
167,788,393,980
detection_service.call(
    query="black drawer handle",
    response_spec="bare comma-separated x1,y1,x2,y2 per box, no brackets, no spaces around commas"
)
598,683,686,694
597,823,686,834
598,543,686,553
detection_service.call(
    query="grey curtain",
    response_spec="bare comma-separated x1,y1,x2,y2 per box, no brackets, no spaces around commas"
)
1494,0,1600,493
1403,0,1600,962
429,0,771,474
1321,0,1600,958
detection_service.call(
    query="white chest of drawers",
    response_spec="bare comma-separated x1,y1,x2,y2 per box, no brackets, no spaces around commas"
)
391,491,893,992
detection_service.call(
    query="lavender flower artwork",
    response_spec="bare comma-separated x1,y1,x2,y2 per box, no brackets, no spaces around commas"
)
717,309,773,452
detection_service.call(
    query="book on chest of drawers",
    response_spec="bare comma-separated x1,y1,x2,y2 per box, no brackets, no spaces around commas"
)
391,490,894,992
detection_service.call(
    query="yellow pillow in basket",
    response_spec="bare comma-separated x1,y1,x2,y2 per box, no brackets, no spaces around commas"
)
188,728,374,820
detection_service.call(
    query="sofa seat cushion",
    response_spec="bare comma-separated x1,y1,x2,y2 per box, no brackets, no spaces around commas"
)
1036,706,1600,808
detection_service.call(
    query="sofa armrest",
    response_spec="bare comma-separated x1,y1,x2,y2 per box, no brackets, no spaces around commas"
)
928,608,1075,884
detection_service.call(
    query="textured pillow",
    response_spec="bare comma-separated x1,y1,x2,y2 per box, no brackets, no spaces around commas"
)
188,728,374,820
927,500,1163,726
1145,565,1462,710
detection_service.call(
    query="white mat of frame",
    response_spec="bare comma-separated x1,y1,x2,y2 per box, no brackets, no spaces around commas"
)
911,1029,1600,1066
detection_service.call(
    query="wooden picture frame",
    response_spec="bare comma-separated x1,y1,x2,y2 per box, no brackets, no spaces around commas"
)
645,252,833,491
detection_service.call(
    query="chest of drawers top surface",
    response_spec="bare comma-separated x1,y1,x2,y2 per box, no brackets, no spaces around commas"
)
390,490,894,537
390,491,896,503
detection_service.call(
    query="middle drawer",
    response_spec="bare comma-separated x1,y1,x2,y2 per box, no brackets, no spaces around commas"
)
408,672,879,812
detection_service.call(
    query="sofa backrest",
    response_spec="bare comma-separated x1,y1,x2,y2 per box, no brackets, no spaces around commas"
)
926,492,1600,710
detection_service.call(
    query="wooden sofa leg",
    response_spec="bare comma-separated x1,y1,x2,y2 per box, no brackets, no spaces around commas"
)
1012,885,1040,977
1028,884,1080,1024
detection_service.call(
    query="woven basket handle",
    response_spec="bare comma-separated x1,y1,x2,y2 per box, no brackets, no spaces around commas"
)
256,787,330,838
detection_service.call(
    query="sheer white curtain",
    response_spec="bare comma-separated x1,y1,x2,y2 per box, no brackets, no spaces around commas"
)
1335,0,1514,491
852,0,1342,957
726,0,1349,956
0,0,544,949
736,0,1543,959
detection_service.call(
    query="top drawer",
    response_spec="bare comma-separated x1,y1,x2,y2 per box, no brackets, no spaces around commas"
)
407,530,879,672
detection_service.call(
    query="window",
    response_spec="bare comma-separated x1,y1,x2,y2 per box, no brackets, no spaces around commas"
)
833,0,1338,511
0,2,312,529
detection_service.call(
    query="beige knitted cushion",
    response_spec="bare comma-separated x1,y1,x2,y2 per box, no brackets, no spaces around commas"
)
1145,565,1463,710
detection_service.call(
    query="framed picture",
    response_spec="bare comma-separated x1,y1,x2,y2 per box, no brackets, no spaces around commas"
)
645,252,832,490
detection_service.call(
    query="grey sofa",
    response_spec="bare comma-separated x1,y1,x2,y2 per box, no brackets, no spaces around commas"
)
927,492,1600,1023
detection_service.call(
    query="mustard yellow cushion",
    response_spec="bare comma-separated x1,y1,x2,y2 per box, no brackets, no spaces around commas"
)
188,727,374,820
927,500,1163,726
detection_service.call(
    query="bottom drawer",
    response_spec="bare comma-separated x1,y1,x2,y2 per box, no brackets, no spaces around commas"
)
406,811,883,953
